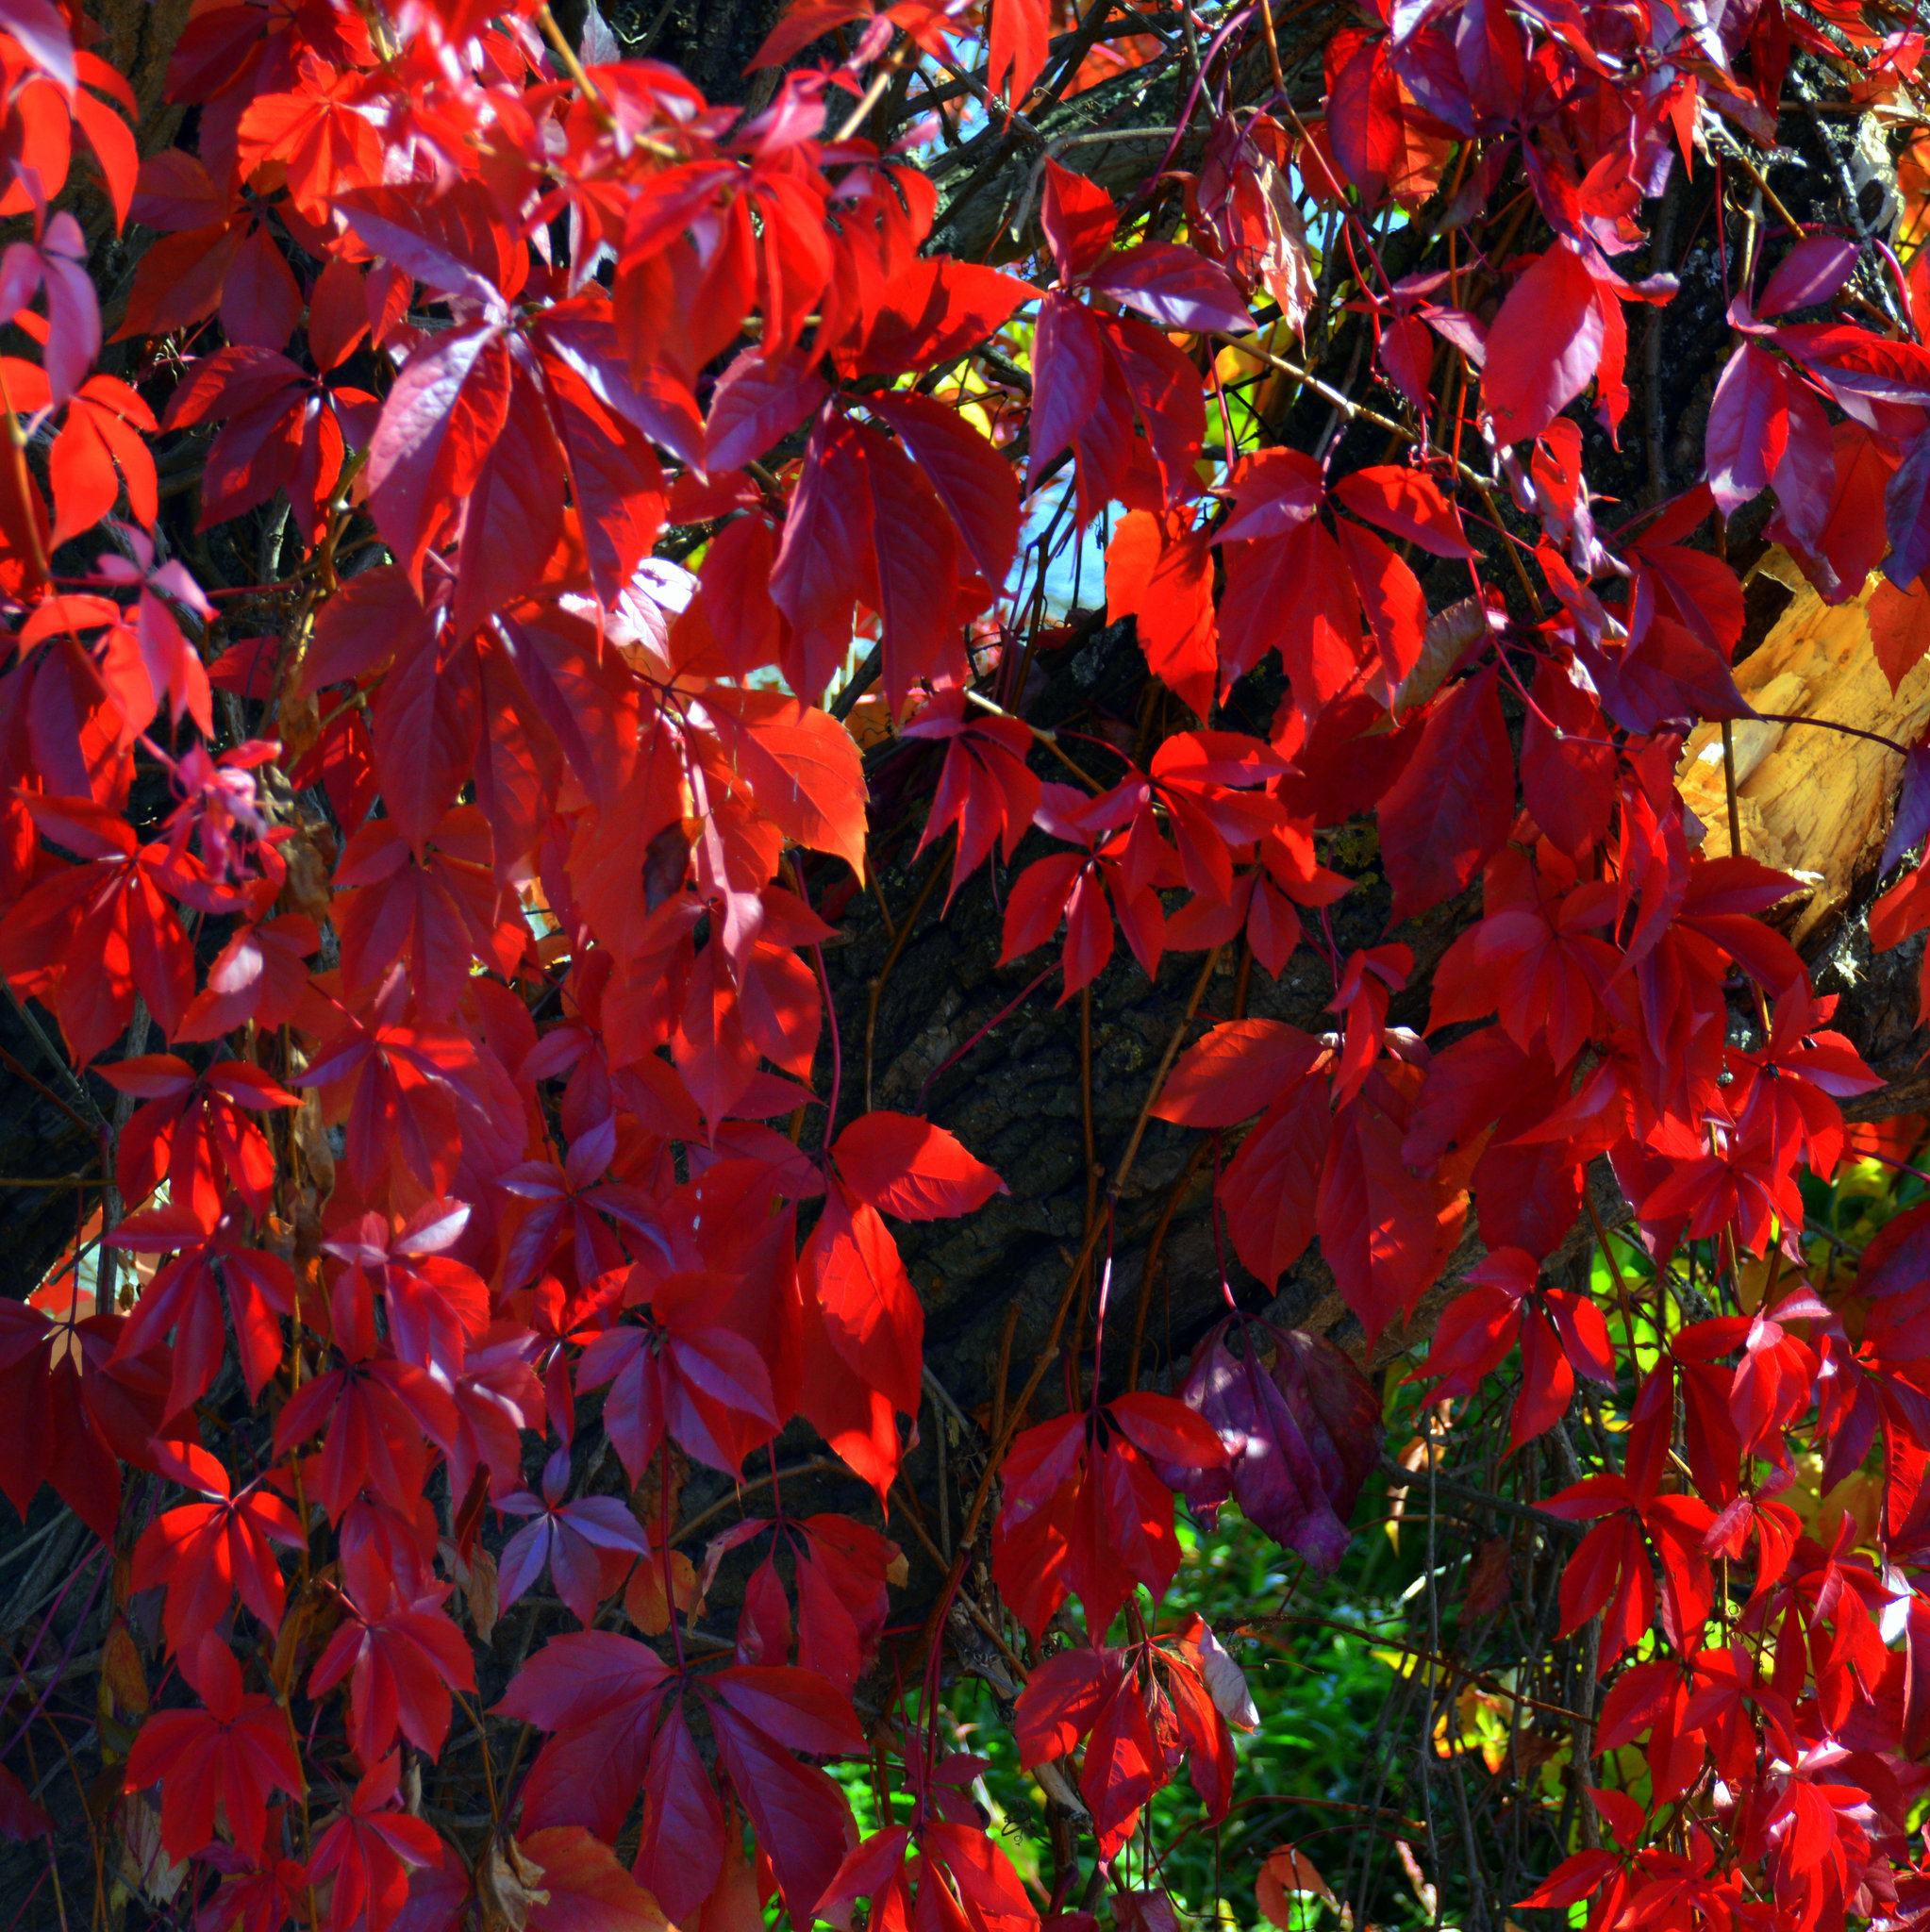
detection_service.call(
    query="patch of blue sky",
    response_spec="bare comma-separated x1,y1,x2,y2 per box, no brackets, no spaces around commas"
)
1029,473,1109,616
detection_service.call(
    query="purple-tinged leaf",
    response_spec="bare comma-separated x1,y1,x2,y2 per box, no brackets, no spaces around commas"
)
1088,242,1253,337
1884,741,1930,877
1705,341,1787,520
1156,1317,1381,1575
336,187,507,313
1757,236,1858,319
0,0,73,92
1888,423,1930,591
705,348,828,475
537,314,705,470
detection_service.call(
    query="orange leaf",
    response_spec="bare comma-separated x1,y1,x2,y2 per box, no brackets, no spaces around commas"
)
1870,574,1930,694
1256,1846,1337,1929
522,1825,677,1932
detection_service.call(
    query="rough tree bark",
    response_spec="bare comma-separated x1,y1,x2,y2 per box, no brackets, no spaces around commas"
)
0,2,1925,1907
650,14,1930,1607
0,0,1920,1584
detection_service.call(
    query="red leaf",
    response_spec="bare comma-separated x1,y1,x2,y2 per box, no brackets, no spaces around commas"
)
999,850,1086,966
522,1825,676,1932
769,413,873,700
364,324,515,597
1106,510,1217,719
868,390,1021,590
1218,519,1361,710
308,1752,443,1932
495,1633,674,1842
704,346,828,475
992,1398,1225,1640
334,180,515,310
1324,29,1401,203
1793,420,1895,601
1076,1660,1161,1857
988,0,1049,113
1376,667,1514,921
1331,466,1475,558
1705,341,1789,519
1482,241,1606,446
704,1674,860,1923
132,1441,303,1655
333,811,510,1021
901,692,1041,897
1521,666,1616,858
633,1704,724,1922
222,215,302,350
125,1643,303,1863
1219,1076,1333,1287
1317,1086,1441,1348
770,410,970,707
1870,575,1930,694
308,1582,475,1766
690,684,868,879
130,148,224,232
1334,519,1426,703
1757,235,1858,316
1031,299,1202,525
832,1112,1006,1220
1154,1019,1324,1127
1041,159,1117,284
838,259,1032,379
546,362,668,609
748,0,866,70
0,1764,47,1841
1016,1645,1118,1764
800,1186,923,1419
308,254,370,372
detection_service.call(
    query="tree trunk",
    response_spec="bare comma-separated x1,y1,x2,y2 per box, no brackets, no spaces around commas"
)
586,0,789,101
817,622,1930,1437
0,7,1923,1910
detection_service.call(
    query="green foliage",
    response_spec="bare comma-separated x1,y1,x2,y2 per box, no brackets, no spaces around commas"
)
834,1137,1930,1932
900,1483,1443,1931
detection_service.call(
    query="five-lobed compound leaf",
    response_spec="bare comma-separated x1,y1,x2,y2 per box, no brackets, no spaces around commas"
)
991,1395,1228,1641
308,1751,443,1932
132,1439,305,1657
125,1641,303,1864
0,0,1919,1920
497,1633,862,1926
307,1581,476,1768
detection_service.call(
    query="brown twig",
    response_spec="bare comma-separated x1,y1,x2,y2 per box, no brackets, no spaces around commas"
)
892,1477,1029,1681
990,1301,1021,1443
534,4,619,135
1376,1454,1579,1538
1751,710,1912,757
1721,720,1745,858
911,946,1227,1671
1256,0,1286,93
1252,1607,1590,1724
1126,1137,1215,1390
1070,985,1101,1364
671,1458,840,1544
864,838,951,1112
3,988,105,1130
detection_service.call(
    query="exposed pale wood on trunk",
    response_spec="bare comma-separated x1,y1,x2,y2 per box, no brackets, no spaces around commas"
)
1678,558,1930,943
